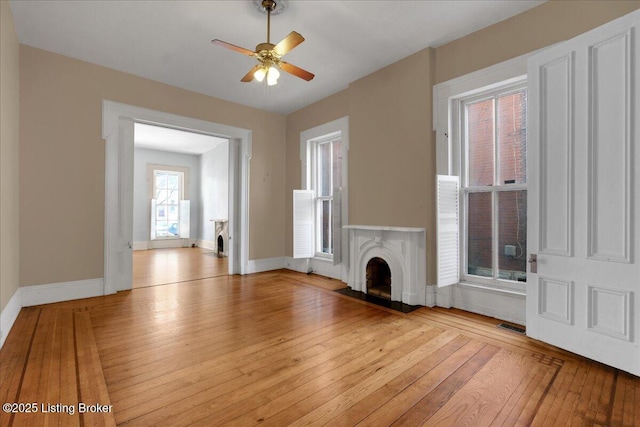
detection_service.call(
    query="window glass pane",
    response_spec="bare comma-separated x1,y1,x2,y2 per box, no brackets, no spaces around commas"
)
156,205,166,220
167,222,179,237
167,189,179,205
155,189,167,203
167,173,179,190
155,172,167,189
498,190,527,281
156,220,168,237
498,90,527,184
321,200,332,254
332,139,342,190
467,192,493,278
467,99,495,187
167,205,179,221
318,143,331,197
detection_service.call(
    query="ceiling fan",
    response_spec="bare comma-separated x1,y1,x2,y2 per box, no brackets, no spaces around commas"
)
212,0,314,86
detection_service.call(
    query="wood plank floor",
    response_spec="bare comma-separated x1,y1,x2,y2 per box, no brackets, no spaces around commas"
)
132,247,228,288
1,252,639,426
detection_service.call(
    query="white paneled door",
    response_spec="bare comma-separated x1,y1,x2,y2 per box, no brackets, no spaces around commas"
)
111,118,134,292
527,10,639,375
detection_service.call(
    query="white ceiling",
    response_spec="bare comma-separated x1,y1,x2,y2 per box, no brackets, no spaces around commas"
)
134,123,227,155
10,0,545,115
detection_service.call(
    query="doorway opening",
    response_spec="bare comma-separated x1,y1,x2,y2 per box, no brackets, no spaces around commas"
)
131,123,230,288
102,100,252,294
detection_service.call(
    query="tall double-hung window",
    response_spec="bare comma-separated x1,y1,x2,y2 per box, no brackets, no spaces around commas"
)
461,84,528,285
314,136,343,256
148,164,190,241
293,117,348,265
437,78,528,291
153,170,183,238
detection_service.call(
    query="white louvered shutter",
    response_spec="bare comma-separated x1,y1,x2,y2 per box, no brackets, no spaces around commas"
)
293,190,314,258
179,200,190,239
150,199,157,240
436,175,460,287
332,187,342,265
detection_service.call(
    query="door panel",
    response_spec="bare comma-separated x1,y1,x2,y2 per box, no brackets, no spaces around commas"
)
587,30,633,262
538,53,574,257
527,10,639,376
114,118,134,291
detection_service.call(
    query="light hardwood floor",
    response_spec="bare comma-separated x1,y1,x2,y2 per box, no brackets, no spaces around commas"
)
1,250,639,426
133,247,228,288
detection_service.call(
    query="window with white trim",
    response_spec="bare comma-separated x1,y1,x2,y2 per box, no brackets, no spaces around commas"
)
147,163,191,241
460,84,528,285
153,170,183,238
293,117,348,264
435,69,528,292
313,135,342,257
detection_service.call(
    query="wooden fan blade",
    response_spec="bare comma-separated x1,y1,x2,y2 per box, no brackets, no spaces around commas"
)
211,39,255,56
273,31,305,56
241,64,262,82
280,62,315,81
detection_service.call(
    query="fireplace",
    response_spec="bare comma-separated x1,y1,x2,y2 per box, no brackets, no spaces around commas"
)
344,225,427,306
214,220,228,257
217,235,224,253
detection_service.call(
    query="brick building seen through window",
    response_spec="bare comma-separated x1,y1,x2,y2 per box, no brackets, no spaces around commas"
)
464,88,527,282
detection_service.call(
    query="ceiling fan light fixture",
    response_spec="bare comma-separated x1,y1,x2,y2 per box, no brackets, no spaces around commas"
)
254,67,267,82
253,62,280,85
212,0,314,84
267,66,280,86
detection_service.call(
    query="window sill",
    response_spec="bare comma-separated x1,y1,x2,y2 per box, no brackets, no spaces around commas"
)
456,280,526,297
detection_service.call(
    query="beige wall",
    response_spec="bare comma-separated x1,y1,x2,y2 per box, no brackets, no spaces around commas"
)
19,46,286,287
435,0,640,84
1,1,20,311
348,48,436,281
12,0,640,290
285,1,638,285
284,89,349,256
284,48,436,281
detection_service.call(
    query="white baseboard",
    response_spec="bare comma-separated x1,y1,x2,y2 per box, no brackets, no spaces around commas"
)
133,241,148,250
283,257,344,281
0,288,22,349
144,239,197,250
425,285,437,307
245,257,286,274
437,283,526,325
21,278,104,307
284,257,310,274
0,278,105,349
197,239,216,251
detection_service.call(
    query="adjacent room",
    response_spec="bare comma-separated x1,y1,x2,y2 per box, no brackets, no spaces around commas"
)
1,1,639,425
132,123,230,288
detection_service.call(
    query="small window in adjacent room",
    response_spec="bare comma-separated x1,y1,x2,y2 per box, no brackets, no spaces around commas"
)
153,170,184,238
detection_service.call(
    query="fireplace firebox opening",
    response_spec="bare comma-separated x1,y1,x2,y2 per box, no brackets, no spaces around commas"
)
366,257,391,300
217,235,224,257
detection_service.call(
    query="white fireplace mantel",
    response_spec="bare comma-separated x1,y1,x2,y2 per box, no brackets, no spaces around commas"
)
344,225,427,306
